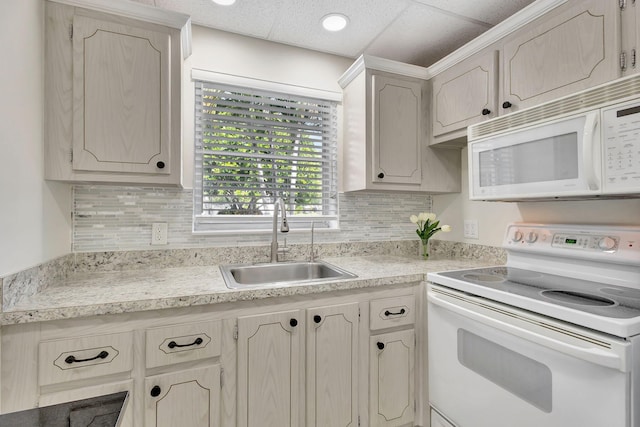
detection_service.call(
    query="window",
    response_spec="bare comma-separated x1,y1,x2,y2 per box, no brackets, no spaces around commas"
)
194,80,339,233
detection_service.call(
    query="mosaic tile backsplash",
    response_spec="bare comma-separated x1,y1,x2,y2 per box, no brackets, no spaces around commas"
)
73,186,433,252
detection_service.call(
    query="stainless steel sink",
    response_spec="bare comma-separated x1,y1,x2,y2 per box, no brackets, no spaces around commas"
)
220,261,357,289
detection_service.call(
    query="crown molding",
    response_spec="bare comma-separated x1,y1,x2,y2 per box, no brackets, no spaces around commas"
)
48,0,192,58
339,54,429,88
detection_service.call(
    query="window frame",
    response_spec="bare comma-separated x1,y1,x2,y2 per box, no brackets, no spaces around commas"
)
192,70,341,234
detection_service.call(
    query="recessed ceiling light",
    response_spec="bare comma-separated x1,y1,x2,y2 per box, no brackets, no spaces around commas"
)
212,0,236,5
322,13,349,32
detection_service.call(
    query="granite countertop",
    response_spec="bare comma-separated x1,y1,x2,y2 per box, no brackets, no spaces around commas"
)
1,255,495,325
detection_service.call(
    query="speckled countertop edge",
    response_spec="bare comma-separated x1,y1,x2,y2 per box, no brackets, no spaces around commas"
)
1,255,498,325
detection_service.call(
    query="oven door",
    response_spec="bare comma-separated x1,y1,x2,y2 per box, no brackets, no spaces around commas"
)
427,284,632,427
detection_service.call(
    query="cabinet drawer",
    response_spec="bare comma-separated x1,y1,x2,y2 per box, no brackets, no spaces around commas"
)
39,332,133,386
369,295,415,330
145,320,221,369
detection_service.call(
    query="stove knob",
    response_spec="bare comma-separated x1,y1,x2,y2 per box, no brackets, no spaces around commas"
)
598,236,617,251
525,232,538,243
512,230,523,242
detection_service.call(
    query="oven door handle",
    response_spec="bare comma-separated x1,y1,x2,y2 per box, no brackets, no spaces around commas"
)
428,290,629,372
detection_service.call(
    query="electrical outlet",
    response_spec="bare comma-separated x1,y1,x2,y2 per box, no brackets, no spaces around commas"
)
464,220,479,239
151,223,168,245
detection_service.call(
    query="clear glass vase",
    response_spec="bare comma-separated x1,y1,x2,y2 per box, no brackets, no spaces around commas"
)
420,238,430,259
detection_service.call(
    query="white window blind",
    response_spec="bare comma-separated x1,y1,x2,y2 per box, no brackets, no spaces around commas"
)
194,80,339,233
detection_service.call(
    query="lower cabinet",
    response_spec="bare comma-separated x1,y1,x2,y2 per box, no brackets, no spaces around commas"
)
236,309,303,427
306,303,359,427
144,365,220,427
0,285,422,427
370,329,415,427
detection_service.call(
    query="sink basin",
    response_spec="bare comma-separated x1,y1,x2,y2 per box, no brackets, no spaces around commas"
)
220,261,357,289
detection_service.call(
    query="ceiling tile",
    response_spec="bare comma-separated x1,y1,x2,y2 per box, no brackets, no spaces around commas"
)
130,0,537,64
366,4,490,66
267,0,412,58
413,0,536,25
142,0,285,38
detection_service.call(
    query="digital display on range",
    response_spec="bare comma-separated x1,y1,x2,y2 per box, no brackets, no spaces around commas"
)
565,238,578,244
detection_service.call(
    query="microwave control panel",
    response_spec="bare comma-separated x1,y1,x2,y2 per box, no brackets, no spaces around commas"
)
602,99,640,192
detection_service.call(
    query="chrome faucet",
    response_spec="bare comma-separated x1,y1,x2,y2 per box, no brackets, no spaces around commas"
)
271,198,289,262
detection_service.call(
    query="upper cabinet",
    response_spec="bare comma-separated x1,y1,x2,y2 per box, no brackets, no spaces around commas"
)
340,55,461,193
431,51,498,145
501,0,620,112
44,0,191,186
429,0,623,145
371,74,423,186
621,0,639,76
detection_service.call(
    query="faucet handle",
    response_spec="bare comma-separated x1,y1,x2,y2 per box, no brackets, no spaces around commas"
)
277,238,289,262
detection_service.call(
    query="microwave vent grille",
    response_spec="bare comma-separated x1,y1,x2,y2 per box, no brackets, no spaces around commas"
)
469,74,640,140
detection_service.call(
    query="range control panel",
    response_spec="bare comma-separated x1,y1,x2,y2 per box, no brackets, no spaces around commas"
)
551,233,618,251
504,223,640,264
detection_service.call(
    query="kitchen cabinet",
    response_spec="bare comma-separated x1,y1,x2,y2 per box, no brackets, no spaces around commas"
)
370,329,415,427
621,0,639,76
0,283,424,427
236,310,303,427
431,51,498,145
429,0,621,145
306,303,359,427
236,303,360,427
368,296,416,427
144,366,220,427
44,1,189,186
144,320,222,426
340,55,461,193
501,0,620,112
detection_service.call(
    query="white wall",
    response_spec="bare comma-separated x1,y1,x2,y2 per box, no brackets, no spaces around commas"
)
433,147,640,247
0,0,71,276
181,25,353,188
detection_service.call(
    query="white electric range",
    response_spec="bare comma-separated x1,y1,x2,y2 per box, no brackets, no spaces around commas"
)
427,223,640,427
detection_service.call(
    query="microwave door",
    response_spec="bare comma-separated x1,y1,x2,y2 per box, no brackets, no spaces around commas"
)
469,113,601,200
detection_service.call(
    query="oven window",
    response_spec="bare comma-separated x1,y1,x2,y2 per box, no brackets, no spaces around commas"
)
479,132,578,187
457,329,552,413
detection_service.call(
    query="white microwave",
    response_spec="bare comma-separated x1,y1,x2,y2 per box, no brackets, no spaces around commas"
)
468,98,640,201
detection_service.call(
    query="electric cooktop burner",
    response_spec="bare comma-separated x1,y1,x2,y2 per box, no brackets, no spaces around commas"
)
439,266,640,319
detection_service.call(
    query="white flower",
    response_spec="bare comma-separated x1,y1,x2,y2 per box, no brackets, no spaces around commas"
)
410,215,419,224
425,212,437,222
441,224,452,232
417,212,429,221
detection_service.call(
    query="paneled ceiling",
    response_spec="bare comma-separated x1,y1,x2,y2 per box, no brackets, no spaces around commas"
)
132,0,537,67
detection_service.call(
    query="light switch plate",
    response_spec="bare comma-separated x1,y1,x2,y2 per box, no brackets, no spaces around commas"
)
464,220,479,239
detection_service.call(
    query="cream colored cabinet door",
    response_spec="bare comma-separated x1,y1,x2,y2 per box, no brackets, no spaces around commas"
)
237,310,303,427
306,303,359,427
72,15,171,175
501,0,620,112
371,74,422,186
431,51,498,139
144,365,220,427
621,0,639,76
370,329,415,427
